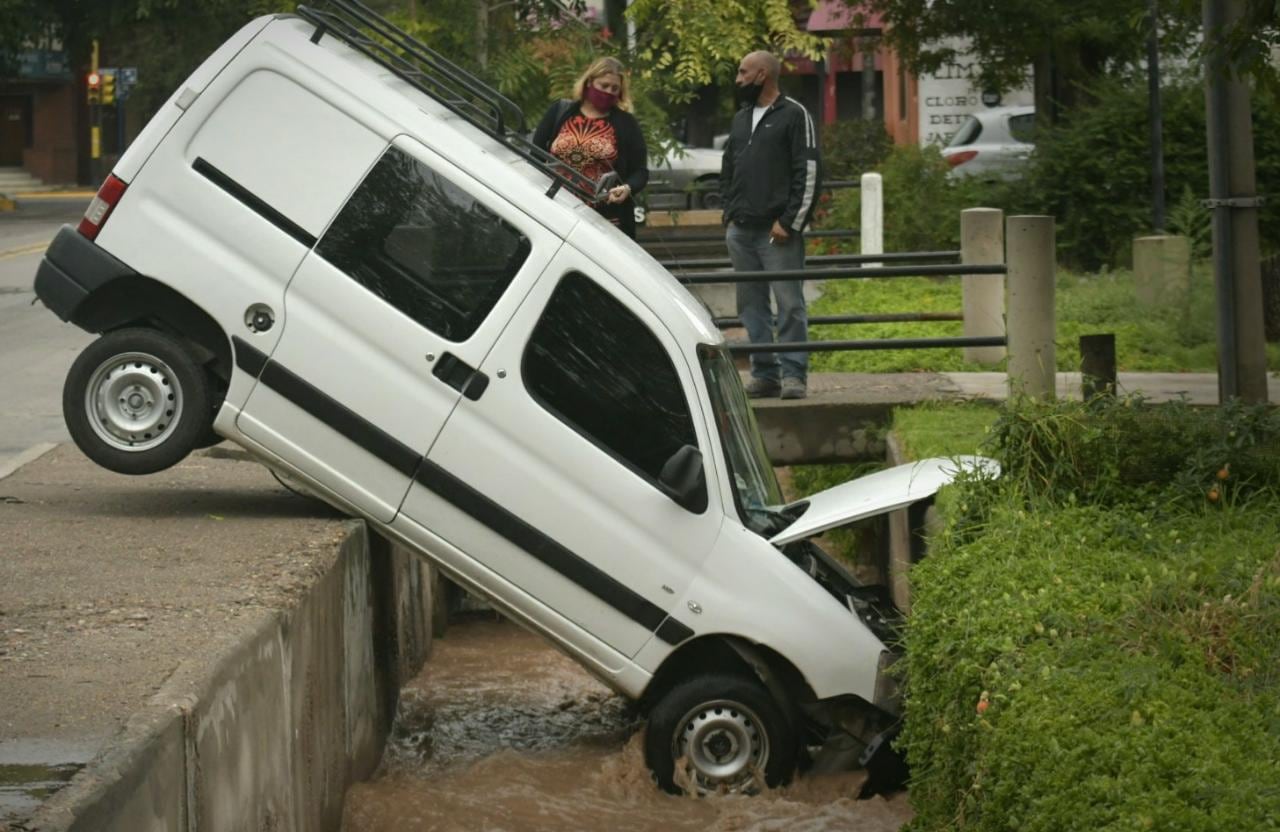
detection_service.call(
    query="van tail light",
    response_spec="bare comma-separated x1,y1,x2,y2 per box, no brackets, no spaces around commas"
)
77,174,128,241
946,150,978,168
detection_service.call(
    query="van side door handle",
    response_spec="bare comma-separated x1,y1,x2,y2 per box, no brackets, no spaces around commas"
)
432,352,489,401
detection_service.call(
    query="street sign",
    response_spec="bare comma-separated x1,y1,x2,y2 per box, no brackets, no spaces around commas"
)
118,67,138,101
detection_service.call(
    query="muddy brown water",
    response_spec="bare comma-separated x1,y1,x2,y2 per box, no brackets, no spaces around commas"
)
341,614,911,832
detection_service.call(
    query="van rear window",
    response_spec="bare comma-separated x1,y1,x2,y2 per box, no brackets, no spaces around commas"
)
317,147,531,342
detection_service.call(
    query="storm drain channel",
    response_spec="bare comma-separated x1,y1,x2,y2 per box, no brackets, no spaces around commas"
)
341,613,913,832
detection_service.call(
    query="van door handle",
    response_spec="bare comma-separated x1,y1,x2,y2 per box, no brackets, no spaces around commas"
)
432,352,489,401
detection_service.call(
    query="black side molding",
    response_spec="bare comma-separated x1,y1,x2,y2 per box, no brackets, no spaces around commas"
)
414,458,693,644
193,158,318,249
232,335,420,477
33,225,138,323
232,340,695,647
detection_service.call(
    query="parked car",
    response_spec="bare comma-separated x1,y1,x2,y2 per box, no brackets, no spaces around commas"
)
33,0,993,797
941,105,1035,179
647,141,723,210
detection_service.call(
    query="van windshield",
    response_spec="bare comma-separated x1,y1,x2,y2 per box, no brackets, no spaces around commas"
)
699,345,792,536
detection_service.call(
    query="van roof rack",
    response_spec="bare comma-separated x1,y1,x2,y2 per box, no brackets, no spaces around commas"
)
296,0,598,202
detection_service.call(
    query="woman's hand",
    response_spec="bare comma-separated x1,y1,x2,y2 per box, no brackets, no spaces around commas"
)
606,184,632,204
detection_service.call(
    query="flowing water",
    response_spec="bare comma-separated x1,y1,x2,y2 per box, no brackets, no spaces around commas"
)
341,614,912,832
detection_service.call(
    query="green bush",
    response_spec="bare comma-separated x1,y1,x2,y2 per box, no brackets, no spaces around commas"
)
901,398,1280,831
903,500,1280,831
1027,75,1280,270
979,396,1280,508
820,119,893,181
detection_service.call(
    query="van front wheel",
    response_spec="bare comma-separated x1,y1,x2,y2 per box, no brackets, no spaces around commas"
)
63,328,212,475
644,673,797,795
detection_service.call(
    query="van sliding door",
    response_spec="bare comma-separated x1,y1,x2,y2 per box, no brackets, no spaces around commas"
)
236,136,558,522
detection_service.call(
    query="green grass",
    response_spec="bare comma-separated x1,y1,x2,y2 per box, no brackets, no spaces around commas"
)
806,263,1280,374
892,402,1000,460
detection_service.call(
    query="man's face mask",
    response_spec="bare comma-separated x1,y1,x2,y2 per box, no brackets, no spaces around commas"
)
734,69,764,107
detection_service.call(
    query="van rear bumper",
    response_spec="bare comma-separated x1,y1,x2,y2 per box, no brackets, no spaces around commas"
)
34,225,138,325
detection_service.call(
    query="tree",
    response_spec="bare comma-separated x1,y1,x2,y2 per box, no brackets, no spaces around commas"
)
866,0,1199,124
626,0,823,108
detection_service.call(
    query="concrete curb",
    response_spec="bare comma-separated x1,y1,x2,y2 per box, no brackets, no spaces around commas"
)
23,521,438,831
0,443,58,481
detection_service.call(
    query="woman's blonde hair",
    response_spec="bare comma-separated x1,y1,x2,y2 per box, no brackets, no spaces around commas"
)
571,57,633,112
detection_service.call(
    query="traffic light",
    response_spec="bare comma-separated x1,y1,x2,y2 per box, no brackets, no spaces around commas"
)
101,70,116,106
87,71,102,105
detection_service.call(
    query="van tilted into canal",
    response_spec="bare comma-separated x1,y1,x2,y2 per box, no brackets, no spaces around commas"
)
33,0,993,795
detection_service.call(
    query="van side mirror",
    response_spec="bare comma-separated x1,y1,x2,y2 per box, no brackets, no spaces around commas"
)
658,444,707,513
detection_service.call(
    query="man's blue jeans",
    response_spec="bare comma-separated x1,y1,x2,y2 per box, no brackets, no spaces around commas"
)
725,222,808,383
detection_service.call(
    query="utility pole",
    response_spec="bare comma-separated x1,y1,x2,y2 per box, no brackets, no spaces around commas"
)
1147,0,1165,231
860,36,876,120
89,39,101,185
1203,0,1268,403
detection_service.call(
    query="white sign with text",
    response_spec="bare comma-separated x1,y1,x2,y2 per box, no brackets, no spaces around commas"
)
917,39,1033,146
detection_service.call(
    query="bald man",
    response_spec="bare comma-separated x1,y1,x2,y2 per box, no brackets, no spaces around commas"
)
720,50,821,399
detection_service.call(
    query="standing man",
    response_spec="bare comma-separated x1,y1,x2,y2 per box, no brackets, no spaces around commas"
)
721,50,821,400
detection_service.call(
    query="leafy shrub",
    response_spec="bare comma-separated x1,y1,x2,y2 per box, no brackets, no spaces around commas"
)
902,499,1280,831
978,396,1280,509
820,119,893,181
1027,75,1280,269
902,398,1280,830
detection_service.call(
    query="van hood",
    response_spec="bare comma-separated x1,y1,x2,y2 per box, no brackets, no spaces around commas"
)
769,456,999,545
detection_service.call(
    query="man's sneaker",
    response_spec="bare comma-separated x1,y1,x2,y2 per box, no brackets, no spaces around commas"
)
781,378,807,400
744,377,781,398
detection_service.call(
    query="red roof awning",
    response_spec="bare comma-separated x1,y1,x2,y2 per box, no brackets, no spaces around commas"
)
806,1,884,33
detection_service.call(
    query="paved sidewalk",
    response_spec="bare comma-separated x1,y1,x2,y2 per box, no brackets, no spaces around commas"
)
0,444,346,827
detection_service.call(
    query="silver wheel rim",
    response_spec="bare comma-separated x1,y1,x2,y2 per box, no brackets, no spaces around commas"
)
85,351,184,452
672,698,770,793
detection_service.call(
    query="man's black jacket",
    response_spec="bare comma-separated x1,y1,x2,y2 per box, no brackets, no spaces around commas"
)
720,95,821,232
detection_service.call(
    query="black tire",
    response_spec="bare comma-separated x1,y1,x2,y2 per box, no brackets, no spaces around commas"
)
193,369,227,449
644,673,798,795
63,328,212,475
692,177,722,210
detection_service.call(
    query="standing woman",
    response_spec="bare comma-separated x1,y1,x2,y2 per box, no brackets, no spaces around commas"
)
533,57,648,239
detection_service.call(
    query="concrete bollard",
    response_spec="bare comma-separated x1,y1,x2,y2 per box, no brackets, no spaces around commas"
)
1006,215,1056,399
960,207,1006,365
1133,234,1191,307
860,172,883,267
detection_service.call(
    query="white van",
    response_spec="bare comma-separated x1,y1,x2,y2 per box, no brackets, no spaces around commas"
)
34,0,991,795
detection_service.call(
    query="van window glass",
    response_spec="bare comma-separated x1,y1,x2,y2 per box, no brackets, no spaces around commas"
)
523,272,697,489
316,146,531,342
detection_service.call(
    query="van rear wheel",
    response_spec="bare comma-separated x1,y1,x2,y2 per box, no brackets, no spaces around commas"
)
644,673,797,795
63,328,212,475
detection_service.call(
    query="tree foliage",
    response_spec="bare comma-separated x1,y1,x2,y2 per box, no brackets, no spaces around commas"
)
626,0,823,107
865,0,1202,122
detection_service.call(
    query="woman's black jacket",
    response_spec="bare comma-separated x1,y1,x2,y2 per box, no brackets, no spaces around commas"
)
532,100,649,196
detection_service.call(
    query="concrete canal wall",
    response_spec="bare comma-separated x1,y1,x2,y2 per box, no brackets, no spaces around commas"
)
28,523,440,832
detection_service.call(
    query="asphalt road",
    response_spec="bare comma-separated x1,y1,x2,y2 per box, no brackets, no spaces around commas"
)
0,198,94,470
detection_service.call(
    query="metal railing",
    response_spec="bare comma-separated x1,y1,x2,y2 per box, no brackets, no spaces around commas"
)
666,251,1009,355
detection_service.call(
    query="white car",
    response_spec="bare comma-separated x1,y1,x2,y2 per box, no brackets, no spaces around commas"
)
33,0,992,796
941,105,1035,179
647,141,724,210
